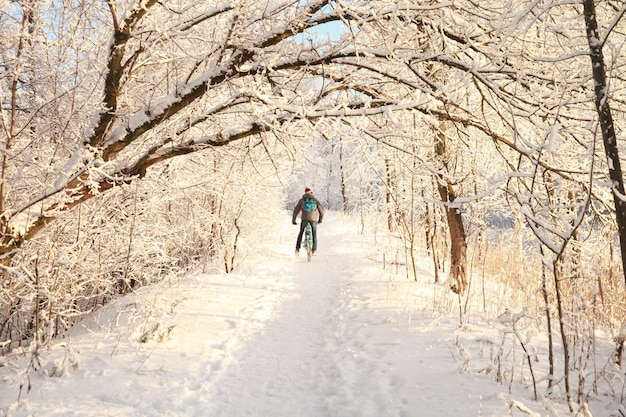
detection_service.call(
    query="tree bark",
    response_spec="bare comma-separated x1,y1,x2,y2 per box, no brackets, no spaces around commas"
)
339,140,348,212
436,181,468,294
435,132,467,294
1,2,35,244
583,0,626,287
385,158,394,232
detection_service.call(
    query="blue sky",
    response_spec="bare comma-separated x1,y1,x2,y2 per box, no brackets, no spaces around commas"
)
312,20,346,40
296,19,347,44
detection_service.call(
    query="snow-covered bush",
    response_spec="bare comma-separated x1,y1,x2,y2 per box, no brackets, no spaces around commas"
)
0,142,287,351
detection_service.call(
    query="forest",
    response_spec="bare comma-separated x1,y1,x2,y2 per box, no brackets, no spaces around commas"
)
2,0,626,413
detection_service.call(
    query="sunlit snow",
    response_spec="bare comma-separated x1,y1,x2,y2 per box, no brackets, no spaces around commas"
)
0,214,617,416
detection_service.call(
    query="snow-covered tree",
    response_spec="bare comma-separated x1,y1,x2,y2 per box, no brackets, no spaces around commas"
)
0,1,357,255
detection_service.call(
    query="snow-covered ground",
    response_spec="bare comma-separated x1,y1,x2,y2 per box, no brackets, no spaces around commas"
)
0,214,617,416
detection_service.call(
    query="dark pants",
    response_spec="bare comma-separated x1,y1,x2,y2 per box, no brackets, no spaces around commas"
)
296,220,318,250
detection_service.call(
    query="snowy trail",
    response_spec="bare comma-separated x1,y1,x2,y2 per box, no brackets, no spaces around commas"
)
0,215,576,417
200,224,408,417
190,221,486,417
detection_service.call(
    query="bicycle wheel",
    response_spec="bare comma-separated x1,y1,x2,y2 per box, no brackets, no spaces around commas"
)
304,224,313,261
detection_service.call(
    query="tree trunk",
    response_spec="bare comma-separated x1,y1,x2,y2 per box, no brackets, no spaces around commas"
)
339,140,348,212
385,158,394,232
553,255,573,411
436,181,468,294
539,245,555,389
435,132,468,294
583,0,626,288
1,3,35,246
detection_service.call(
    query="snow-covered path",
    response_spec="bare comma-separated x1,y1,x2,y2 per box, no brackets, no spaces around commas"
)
1,215,576,416
201,224,417,417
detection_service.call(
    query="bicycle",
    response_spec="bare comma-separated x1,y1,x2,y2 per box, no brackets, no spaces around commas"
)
303,223,313,261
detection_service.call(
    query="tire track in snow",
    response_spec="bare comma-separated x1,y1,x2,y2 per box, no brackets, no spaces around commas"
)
308,227,411,417
197,219,413,416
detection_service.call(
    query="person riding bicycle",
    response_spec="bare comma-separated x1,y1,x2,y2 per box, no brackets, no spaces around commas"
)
292,187,324,256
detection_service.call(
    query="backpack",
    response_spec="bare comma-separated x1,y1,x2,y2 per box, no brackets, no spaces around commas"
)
302,196,317,213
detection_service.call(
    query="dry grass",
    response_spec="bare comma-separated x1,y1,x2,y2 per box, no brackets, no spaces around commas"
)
464,229,626,331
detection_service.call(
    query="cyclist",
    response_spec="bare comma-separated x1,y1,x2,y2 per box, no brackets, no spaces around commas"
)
292,187,324,256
